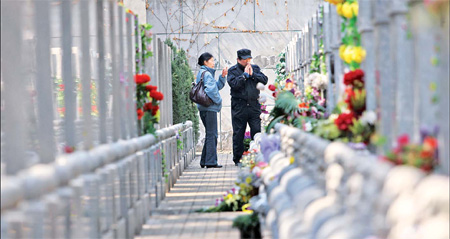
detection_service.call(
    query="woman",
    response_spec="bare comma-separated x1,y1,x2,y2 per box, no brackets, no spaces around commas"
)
196,52,227,168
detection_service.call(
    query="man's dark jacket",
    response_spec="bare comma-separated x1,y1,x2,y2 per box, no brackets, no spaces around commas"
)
227,63,268,101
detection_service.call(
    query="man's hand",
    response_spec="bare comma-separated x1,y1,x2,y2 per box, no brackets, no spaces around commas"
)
222,67,228,77
245,64,252,76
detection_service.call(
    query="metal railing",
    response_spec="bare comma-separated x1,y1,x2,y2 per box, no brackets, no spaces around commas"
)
282,0,449,174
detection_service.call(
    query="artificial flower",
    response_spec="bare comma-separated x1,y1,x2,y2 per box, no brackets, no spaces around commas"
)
137,108,144,120
268,84,276,91
342,2,358,18
423,136,438,150
150,90,164,101
397,134,409,147
343,69,365,87
145,85,157,91
359,111,376,125
336,3,344,16
325,0,344,5
334,112,355,131
135,74,151,84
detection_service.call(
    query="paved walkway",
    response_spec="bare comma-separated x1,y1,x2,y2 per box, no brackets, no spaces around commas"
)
136,152,245,239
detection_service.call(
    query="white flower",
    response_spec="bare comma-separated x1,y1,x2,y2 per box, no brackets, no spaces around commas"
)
360,111,377,125
310,73,328,90
304,121,313,132
256,82,265,91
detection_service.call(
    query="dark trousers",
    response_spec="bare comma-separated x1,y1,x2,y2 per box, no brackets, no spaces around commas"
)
231,98,261,164
200,111,218,166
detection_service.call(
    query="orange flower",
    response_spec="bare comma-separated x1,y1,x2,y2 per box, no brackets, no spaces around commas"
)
298,102,309,109
423,136,438,149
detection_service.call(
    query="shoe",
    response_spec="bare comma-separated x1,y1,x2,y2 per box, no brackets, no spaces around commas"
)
200,165,205,168
235,162,242,167
206,164,223,168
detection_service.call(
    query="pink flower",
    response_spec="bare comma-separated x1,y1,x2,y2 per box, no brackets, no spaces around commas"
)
397,134,409,147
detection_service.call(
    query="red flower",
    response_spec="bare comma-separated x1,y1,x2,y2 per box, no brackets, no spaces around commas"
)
137,108,144,120
272,92,277,98
134,74,150,84
334,112,355,131
143,103,160,116
64,146,75,153
150,90,164,101
145,85,157,91
268,84,276,91
420,150,434,159
59,84,65,91
397,134,409,147
343,69,365,87
151,105,159,116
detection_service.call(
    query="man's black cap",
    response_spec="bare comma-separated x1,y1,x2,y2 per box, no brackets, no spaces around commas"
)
237,49,252,59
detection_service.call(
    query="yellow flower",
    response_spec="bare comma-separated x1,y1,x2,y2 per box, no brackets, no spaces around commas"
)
342,2,354,19
336,3,344,16
339,45,347,59
225,193,233,200
342,46,354,63
351,46,366,63
289,156,295,164
242,203,253,214
351,2,359,17
245,176,252,184
305,86,313,95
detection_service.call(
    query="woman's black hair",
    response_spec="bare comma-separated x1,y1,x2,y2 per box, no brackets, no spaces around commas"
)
198,52,214,66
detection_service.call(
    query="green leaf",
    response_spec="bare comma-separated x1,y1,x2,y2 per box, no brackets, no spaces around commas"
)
266,115,285,133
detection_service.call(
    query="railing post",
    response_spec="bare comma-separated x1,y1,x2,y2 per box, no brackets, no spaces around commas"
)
438,5,450,175
330,8,343,103
127,12,137,138
34,0,56,162
1,0,28,175
390,0,415,137
118,4,128,139
410,1,441,141
323,2,334,113
80,0,93,150
97,0,108,144
359,0,376,112
62,0,76,149
109,0,121,141
374,0,394,151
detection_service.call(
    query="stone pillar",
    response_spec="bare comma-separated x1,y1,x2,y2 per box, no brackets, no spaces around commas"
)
390,0,415,137
359,0,376,112
374,0,394,152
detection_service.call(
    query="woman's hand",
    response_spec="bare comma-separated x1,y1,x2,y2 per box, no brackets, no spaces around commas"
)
222,67,228,77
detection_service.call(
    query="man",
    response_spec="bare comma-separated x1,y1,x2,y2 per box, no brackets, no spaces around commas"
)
227,49,268,166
